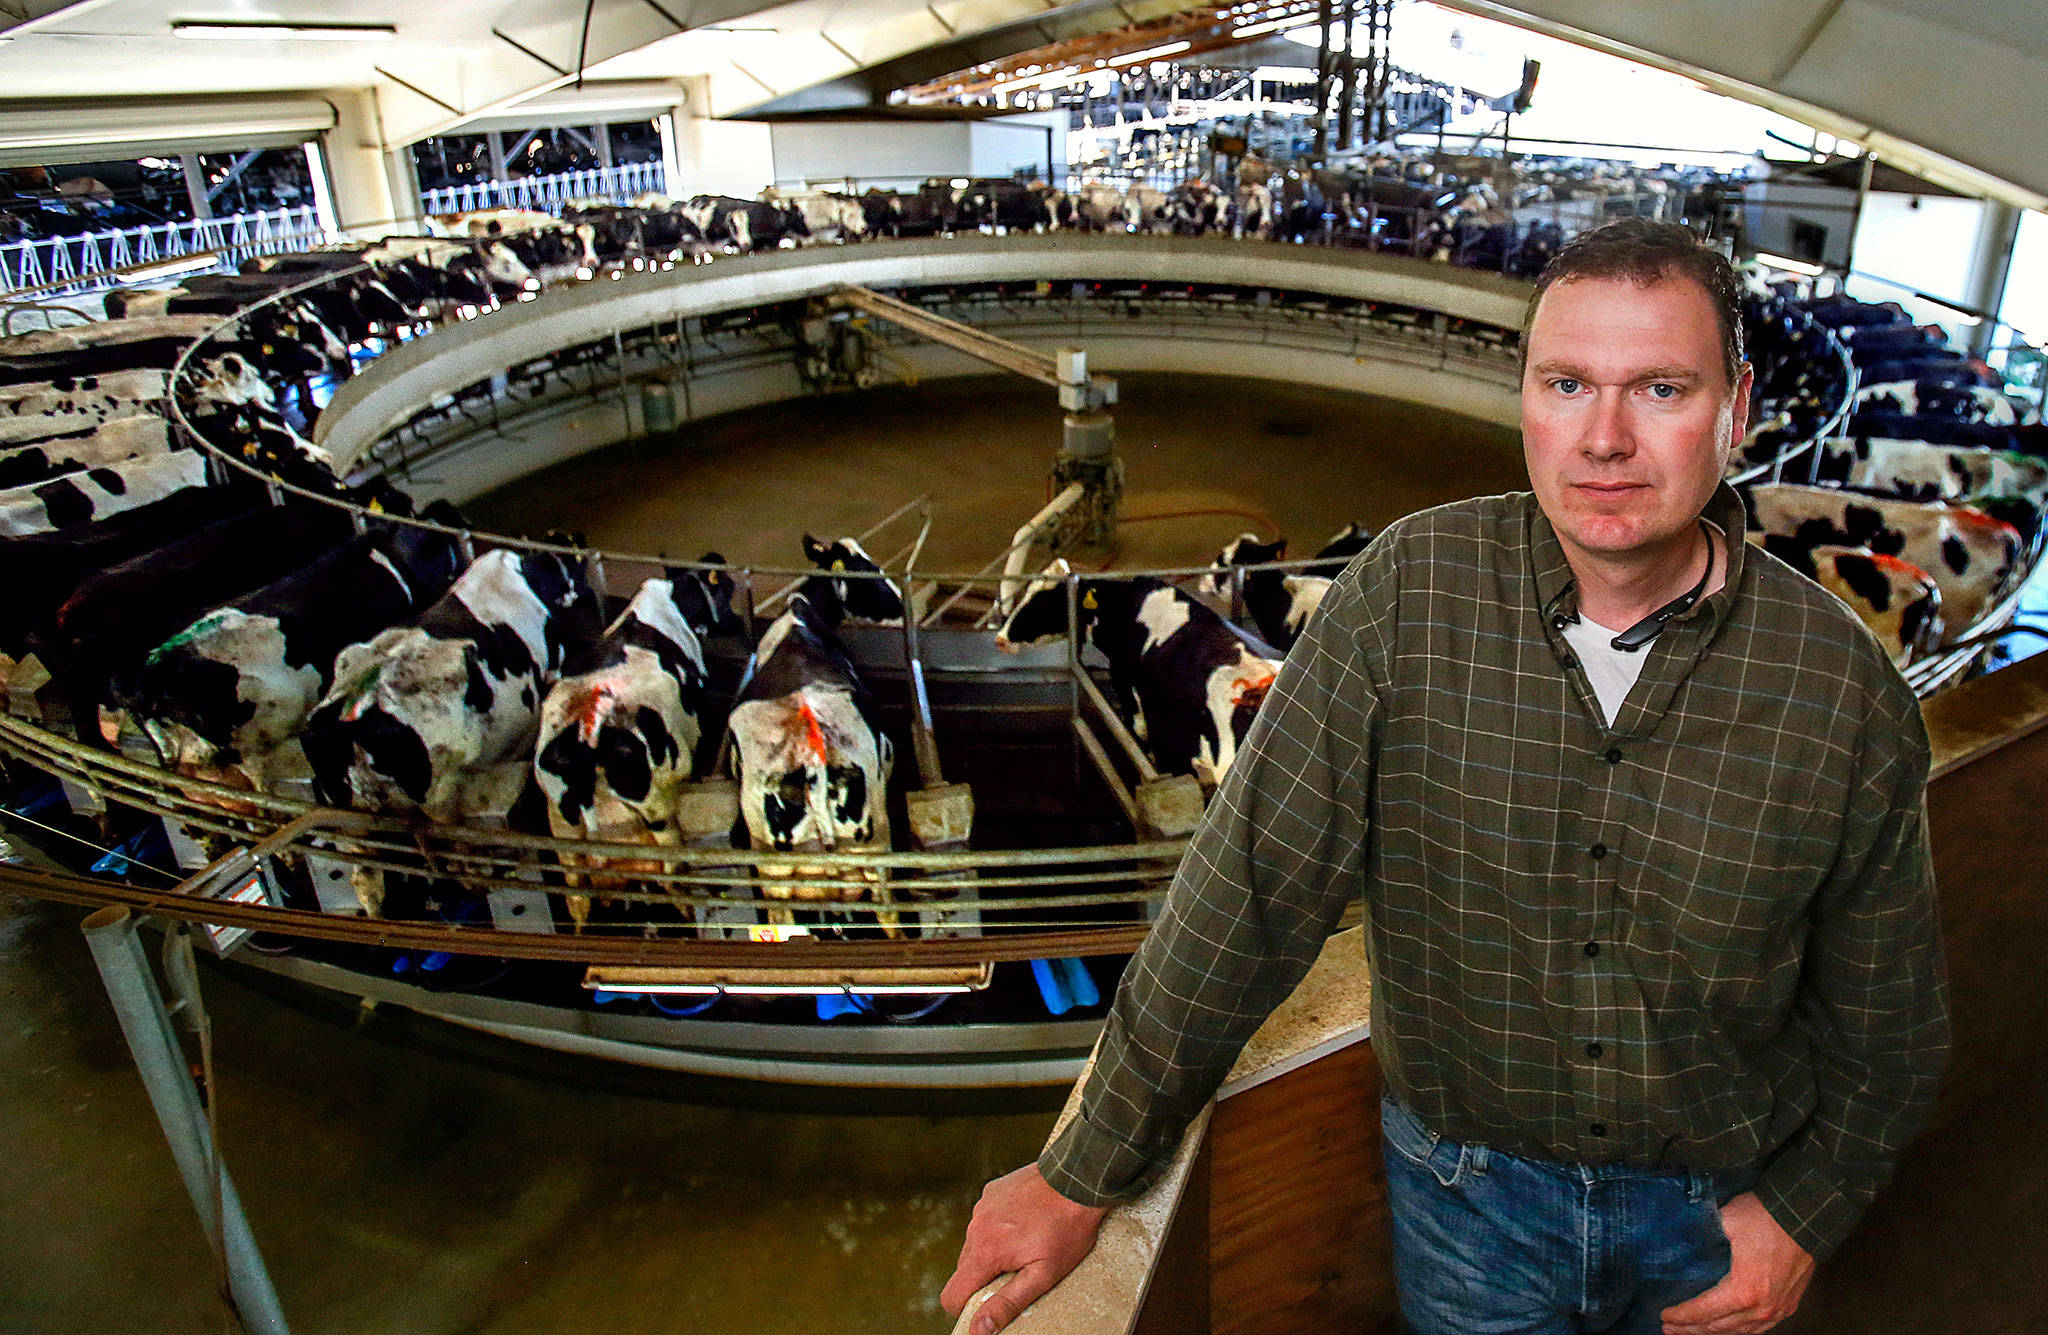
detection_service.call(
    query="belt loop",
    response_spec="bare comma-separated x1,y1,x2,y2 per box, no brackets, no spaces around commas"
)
1686,1168,1711,1204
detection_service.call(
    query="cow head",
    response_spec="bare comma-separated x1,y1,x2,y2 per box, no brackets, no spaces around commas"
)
800,534,905,623
994,559,1076,651
665,553,742,637
187,351,276,411
1198,533,1286,596
517,550,605,667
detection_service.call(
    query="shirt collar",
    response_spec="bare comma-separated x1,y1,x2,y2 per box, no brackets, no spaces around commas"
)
1532,481,1749,633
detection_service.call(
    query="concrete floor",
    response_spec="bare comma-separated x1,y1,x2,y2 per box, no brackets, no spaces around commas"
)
4,372,2043,1332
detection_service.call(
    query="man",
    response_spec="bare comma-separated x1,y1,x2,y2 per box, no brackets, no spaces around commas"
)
942,219,1949,1335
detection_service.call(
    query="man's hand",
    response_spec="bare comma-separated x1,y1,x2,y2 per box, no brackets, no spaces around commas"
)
1661,1191,1816,1335
940,1163,1111,1335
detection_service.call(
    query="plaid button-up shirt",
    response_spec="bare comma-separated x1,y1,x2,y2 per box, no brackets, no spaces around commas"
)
1040,482,1949,1261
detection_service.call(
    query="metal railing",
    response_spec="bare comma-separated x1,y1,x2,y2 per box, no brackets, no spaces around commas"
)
0,205,330,299
418,160,668,217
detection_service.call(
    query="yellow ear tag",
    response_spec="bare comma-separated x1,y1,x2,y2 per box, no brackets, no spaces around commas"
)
1082,589,1097,610
831,560,845,572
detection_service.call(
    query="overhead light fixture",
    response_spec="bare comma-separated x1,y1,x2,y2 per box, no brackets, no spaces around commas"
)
1109,40,1191,66
172,20,398,41
1232,15,1309,39
119,250,223,282
1753,251,1825,277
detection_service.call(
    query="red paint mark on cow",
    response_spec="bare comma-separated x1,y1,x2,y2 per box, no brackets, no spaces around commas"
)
1871,552,1931,579
797,698,828,762
1231,670,1276,713
570,684,613,743
1952,506,2020,541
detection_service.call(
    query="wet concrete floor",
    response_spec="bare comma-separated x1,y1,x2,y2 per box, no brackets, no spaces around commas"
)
465,371,1531,576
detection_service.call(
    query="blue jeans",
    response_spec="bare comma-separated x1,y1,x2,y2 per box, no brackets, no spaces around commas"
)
1381,1095,1745,1334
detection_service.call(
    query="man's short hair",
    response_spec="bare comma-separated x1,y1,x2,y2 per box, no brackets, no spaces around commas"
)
1521,219,1746,387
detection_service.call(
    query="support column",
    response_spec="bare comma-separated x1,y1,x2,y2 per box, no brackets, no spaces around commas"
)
179,154,213,221
669,79,775,198
1965,200,2024,359
656,109,685,198
317,87,423,236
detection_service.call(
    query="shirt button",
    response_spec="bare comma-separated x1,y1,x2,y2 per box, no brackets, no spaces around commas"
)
1559,653,1578,670
1590,1122,1608,1137
1604,748,1623,764
1583,941,1601,957
1589,843,1608,859
1585,1042,1604,1059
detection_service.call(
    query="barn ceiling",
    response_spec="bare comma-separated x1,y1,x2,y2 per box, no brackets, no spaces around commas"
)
0,0,2044,207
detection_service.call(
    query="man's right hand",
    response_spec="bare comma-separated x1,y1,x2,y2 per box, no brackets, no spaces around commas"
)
940,1163,1111,1335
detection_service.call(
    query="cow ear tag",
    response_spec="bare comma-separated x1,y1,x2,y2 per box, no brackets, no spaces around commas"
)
1082,589,1097,610
831,560,845,572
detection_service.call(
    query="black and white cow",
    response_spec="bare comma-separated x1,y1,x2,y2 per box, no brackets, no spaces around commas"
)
0,448,207,536
534,561,738,924
1854,378,2017,426
44,501,358,741
682,194,810,253
0,484,256,662
1305,521,1374,575
302,548,602,823
798,533,907,623
1816,435,2048,514
1200,534,1331,653
0,415,168,489
1763,542,1945,667
728,581,894,929
131,520,466,790
0,369,167,437
995,561,1282,788
1749,483,2023,635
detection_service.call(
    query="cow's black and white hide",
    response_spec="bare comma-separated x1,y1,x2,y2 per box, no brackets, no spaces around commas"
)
995,562,1282,788
534,561,738,926
682,195,809,252
0,369,167,439
0,448,207,537
1854,378,2016,426
773,191,868,243
0,482,258,660
302,548,602,824
1749,483,2023,635
0,415,168,489
4,315,221,357
132,520,467,790
798,534,906,623
1306,521,1374,575
44,501,357,743
1763,542,1945,667
1199,534,1332,653
728,585,895,930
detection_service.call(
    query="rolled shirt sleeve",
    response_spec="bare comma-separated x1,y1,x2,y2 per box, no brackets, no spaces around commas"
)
1039,559,1384,1205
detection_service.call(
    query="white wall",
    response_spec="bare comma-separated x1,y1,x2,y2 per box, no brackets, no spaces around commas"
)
674,112,775,198
1843,192,1987,342
768,120,969,191
1998,208,2048,347
969,111,1064,184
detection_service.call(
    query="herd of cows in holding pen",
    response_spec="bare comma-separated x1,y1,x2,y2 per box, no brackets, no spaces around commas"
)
0,185,2041,939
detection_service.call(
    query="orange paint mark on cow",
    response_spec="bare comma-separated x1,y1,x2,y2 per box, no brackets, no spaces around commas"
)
1953,506,2019,540
1871,552,1930,579
1231,670,1277,713
797,698,828,762
570,684,612,743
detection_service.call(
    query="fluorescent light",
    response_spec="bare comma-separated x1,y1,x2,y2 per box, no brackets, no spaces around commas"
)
172,21,398,41
119,250,222,281
1232,16,1309,39
1109,40,1191,66
1753,251,1825,277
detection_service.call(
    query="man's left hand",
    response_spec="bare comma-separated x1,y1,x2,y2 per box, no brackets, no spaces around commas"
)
1660,1192,1815,1335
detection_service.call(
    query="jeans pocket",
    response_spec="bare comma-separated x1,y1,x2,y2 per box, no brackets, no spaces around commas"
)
1380,1095,1474,1187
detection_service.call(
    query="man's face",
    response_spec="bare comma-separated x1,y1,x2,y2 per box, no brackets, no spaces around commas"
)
1521,274,1751,564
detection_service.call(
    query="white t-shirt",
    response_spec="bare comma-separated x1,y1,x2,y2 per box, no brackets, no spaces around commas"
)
1560,614,1649,726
